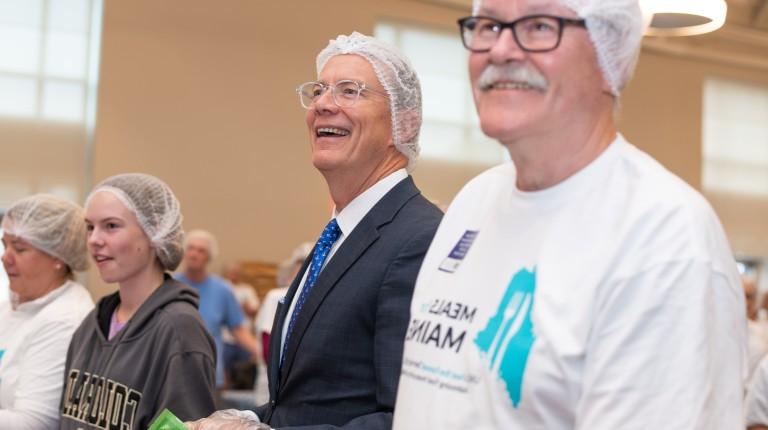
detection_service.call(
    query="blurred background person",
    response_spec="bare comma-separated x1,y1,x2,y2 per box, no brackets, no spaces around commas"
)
222,263,260,390
0,194,93,429
745,276,768,386
745,276,761,321
224,263,260,324
759,293,768,324
256,242,313,363
748,356,768,430
60,173,216,429
176,229,260,393
254,241,313,405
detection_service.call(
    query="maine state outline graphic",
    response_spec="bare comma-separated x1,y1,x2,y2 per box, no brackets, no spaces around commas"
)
474,267,536,407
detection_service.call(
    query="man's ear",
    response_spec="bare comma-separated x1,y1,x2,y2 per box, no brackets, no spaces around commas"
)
397,109,421,145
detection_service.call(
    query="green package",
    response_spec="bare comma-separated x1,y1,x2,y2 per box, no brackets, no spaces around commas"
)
148,409,187,430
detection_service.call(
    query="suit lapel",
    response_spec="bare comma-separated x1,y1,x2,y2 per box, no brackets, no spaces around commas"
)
278,177,421,388
268,252,313,399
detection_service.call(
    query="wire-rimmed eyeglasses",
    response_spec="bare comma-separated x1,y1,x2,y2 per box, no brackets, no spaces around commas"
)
296,80,388,109
457,14,586,53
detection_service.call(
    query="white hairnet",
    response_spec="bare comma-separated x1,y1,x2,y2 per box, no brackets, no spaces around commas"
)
473,0,645,95
1,194,89,272
86,173,184,271
316,31,422,172
184,229,219,261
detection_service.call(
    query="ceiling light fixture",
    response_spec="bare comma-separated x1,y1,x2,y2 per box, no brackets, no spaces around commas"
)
642,0,728,36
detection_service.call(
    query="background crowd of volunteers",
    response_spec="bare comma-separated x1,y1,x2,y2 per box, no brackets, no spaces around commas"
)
0,0,762,428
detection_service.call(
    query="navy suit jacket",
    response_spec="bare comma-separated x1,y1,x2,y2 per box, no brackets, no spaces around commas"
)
258,176,442,429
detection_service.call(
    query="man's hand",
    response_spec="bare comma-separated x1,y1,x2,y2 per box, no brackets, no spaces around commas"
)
186,409,271,430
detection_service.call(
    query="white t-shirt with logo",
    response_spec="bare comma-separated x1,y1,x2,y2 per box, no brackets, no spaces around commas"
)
393,136,746,430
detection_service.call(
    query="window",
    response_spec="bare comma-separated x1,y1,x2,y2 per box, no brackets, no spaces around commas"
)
375,21,507,165
0,0,101,220
702,77,768,196
0,0,100,122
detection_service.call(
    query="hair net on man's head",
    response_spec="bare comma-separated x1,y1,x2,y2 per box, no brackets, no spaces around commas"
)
316,31,422,172
2,194,89,272
86,173,185,271
472,0,645,95
184,229,219,261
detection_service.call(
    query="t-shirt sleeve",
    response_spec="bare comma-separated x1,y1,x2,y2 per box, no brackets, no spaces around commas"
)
576,259,745,430
223,285,245,329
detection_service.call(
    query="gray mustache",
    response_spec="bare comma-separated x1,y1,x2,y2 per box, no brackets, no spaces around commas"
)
477,64,549,91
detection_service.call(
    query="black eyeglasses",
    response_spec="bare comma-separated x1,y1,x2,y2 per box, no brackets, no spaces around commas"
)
458,15,586,53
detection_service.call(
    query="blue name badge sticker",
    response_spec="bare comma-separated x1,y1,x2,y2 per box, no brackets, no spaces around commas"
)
0,349,5,364
439,230,479,273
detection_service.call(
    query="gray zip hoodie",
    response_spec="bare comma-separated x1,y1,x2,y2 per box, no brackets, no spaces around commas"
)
59,275,216,429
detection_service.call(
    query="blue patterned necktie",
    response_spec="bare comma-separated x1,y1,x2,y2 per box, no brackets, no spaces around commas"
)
281,218,341,368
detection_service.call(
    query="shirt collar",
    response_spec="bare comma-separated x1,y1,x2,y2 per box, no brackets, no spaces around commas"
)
333,169,408,237
13,280,74,312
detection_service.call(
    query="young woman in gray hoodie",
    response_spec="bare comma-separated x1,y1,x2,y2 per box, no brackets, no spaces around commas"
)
59,173,216,429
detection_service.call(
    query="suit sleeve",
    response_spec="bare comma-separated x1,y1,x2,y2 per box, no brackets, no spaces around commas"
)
275,227,435,430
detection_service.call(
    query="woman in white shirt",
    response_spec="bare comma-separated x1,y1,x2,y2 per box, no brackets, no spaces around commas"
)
0,194,94,429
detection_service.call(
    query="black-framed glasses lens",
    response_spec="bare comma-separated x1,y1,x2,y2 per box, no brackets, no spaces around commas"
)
459,15,573,53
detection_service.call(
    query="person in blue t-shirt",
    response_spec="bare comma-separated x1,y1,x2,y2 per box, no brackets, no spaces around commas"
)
175,229,260,388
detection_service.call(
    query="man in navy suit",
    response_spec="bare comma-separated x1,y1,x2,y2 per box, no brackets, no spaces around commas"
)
257,32,442,429
189,32,441,429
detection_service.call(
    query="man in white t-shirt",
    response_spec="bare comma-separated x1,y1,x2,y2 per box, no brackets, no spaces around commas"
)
221,263,261,389
392,0,747,428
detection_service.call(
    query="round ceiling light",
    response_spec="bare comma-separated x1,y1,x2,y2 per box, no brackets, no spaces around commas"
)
642,0,728,36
